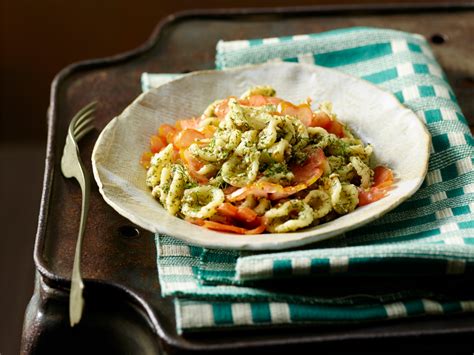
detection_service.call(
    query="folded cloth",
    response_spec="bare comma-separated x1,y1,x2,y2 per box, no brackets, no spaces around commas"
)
142,27,474,333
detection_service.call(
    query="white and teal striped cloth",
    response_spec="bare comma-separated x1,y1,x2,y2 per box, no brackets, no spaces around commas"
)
142,27,474,333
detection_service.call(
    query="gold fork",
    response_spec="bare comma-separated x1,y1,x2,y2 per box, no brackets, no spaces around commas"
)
60,101,96,326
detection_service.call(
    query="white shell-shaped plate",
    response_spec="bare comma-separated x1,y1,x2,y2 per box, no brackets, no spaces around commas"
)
92,62,430,250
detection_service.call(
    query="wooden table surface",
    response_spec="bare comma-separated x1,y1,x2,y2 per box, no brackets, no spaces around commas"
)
0,1,471,354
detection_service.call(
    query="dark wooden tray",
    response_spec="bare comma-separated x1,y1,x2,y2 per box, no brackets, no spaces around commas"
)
22,3,474,354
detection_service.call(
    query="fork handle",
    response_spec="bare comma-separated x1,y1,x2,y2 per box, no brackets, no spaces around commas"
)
69,168,90,327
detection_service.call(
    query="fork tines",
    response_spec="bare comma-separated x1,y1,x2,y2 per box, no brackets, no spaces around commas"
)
71,101,97,140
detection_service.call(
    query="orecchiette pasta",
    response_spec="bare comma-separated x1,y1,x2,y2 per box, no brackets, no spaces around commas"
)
330,175,359,214
254,198,271,216
267,138,290,163
304,190,332,219
181,186,224,219
257,117,279,149
221,151,260,187
146,144,174,187
350,156,372,189
308,126,329,137
234,130,258,156
156,165,172,203
240,105,276,130
197,163,219,176
165,166,187,215
265,200,314,233
141,86,393,234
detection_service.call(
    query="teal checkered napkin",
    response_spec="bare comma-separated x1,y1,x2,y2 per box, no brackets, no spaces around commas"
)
143,27,474,332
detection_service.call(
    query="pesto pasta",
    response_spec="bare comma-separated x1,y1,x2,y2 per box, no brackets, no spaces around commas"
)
140,86,393,234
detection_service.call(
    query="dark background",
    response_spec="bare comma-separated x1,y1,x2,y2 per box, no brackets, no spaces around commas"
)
0,0,459,354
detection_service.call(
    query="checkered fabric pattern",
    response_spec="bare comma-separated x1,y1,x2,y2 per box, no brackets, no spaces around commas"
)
142,27,474,333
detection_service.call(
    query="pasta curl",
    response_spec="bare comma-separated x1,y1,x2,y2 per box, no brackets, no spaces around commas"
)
265,200,314,233
181,186,224,219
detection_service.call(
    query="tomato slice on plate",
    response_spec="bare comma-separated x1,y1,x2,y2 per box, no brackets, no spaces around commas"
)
173,129,205,149
217,203,258,223
223,185,239,195
159,124,177,144
140,151,153,169
180,148,208,183
239,95,267,107
373,166,394,189
216,202,239,217
269,183,307,200
226,181,284,202
239,95,282,107
327,120,345,138
209,213,234,225
310,111,332,128
310,111,345,138
290,148,327,185
358,166,394,206
358,187,387,206
195,219,266,235
277,101,313,126
150,135,167,153
237,206,258,223
175,117,201,130
214,98,234,118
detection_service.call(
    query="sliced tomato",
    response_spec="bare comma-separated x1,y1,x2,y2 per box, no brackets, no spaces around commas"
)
239,95,267,107
269,183,307,200
209,213,234,225
223,185,239,195
185,217,205,226
310,112,345,138
239,94,282,107
373,166,394,189
226,181,284,202
214,98,233,118
358,187,387,206
277,101,313,126
243,218,267,234
140,151,153,169
150,135,167,153
265,96,283,105
290,148,327,185
167,131,177,145
171,147,180,162
176,117,201,130
158,124,177,144
187,211,266,235
202,220,248,234
202,219,266,235
310,111,332,128
180,148,199,168
327,120,345,138
180,148,208,183
237,206,258,223
358,166,394,206
217,202,239,217
173,129,205,149
159,124,176,140
217,203,258,223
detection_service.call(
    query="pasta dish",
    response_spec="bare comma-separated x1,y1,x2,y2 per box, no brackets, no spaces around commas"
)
140,86,393,234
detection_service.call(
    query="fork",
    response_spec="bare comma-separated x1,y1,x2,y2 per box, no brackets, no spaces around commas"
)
60,101,96,327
